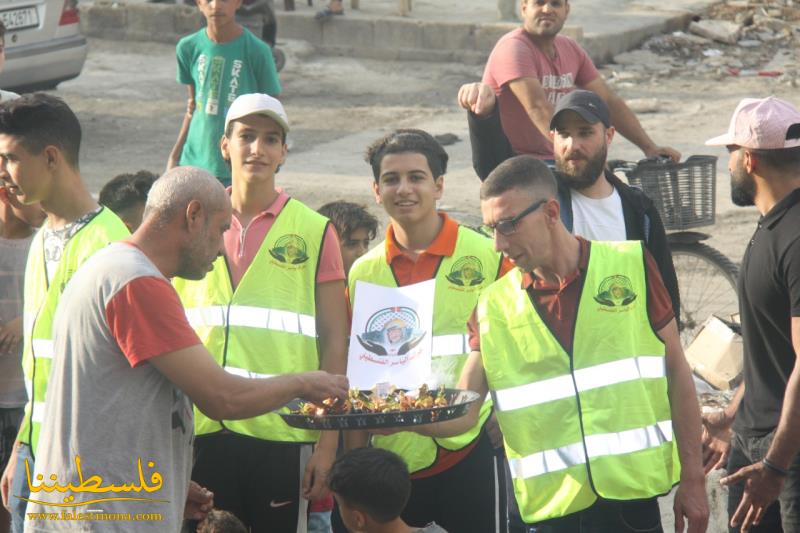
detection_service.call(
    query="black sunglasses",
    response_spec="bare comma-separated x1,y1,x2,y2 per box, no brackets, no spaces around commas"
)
482,198,548,236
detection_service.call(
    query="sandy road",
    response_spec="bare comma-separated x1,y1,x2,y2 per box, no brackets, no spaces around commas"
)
46,35,800,529
51,37,797,267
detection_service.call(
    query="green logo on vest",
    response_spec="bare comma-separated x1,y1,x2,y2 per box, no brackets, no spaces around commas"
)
356,306,427,357
446,256,485,287
269,234,309,264
594,275,637,307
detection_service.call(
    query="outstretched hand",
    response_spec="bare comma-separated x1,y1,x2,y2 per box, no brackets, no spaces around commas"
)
183,481,213,521
721,461,785,531
300,371,349,403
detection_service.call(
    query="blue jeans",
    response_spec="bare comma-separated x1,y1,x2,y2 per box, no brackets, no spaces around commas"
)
9,443,31,533
727,430,800,533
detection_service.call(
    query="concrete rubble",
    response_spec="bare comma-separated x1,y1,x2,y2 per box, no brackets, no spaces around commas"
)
606,0,799,87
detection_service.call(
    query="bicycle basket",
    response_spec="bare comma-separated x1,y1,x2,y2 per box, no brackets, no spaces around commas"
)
625,155,717,231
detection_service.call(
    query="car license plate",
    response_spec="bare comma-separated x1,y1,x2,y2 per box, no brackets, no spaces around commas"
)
0,6,39,31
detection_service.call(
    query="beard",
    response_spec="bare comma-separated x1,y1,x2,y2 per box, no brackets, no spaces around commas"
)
175,225,216,280
730,157,756,207
555,143,608,190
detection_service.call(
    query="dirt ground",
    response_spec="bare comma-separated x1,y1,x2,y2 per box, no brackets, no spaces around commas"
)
46,30,798,530
54,35,797,270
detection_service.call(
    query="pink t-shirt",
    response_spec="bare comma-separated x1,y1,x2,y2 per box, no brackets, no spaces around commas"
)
225,190,345,288
482,30,600,159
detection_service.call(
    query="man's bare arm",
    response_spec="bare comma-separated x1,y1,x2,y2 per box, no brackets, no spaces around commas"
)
659,318,709,533
303,278,351,499
507,77,556,145
149,343,348,421
762,317,800,467
167,85,196,171
316,279,348,376
413,350,489,438
721,317,800,530
583,77,680,161
701,382,743,474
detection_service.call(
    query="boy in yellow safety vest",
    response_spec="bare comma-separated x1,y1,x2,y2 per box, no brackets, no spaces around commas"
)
339,129,512,533
174,93,348,533
0,94,130,533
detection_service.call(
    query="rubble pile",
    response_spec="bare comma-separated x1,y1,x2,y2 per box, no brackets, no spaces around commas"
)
606,0,799,87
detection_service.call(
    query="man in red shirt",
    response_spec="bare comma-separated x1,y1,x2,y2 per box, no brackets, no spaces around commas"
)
24,166,348,532
476,0,679,162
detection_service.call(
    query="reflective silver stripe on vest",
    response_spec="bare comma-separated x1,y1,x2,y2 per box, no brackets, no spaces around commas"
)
31,401,46,423
508,441,586,480
508,420,673,481
225,367,276,380
585,420,673,458
31,339,54,359
23,311,34,338
432,334,468,358
185,305,317,338
185,306,226,327
495,356,665,412
24,379,32,400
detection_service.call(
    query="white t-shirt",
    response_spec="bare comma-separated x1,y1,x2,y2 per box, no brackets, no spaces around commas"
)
571,187,627,241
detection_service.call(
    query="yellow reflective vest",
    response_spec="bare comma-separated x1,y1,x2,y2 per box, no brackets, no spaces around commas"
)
174,199,328,443
348,224,502,473
20,208,129,454
477,241,680,523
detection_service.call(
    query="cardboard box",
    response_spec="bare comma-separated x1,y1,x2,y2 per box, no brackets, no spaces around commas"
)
685,316,743,391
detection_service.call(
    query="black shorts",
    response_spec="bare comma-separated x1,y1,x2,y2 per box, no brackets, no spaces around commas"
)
192,432,312,532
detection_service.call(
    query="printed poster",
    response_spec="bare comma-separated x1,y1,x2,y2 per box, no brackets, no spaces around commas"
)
347,279,435,389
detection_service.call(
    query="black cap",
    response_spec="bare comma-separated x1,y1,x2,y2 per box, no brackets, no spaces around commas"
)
550,90,611,130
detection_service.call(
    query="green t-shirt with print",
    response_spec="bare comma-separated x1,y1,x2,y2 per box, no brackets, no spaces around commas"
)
176,27,281,185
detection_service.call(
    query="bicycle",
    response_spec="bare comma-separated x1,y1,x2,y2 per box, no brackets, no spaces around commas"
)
608,156,739,347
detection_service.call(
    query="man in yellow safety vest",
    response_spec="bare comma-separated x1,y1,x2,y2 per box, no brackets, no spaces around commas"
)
409,155,709,533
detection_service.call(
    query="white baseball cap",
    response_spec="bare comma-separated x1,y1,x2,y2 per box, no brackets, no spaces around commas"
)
224,93,290,135
705,96,800,149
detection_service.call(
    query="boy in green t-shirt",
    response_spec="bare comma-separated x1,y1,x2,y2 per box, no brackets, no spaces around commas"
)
167,0,281,186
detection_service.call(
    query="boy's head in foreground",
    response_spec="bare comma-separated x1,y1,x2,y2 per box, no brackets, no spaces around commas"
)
328,447,411,533
197,509,247,533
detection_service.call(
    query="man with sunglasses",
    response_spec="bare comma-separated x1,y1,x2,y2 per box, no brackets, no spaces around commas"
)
410,155,708,533
475,0,679,165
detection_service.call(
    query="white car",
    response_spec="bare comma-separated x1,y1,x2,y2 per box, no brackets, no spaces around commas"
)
0,0,87,90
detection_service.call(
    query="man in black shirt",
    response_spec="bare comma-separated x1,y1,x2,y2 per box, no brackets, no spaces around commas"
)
703,96,800,533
